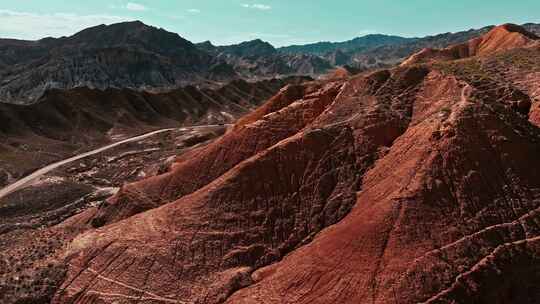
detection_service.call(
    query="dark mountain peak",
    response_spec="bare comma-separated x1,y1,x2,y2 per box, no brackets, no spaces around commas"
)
124,20,146,26
198,40,215,48
236,39,275,49
350,33,406,41
244,38,266,44
495,23,539,39
67,20,192,48
0,21,214,104
70,22,127,39
54,20,208,63
196,40,218,53
218,38,277,57
76,20,146,33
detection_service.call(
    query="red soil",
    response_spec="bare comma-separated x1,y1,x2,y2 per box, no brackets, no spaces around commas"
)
46,25,540,304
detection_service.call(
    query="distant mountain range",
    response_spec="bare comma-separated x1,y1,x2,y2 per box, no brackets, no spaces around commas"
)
279,23,540,68
196,39,334,79
278,34,410,55
1,21,539,104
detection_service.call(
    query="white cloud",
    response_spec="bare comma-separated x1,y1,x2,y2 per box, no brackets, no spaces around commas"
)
187,9,201,14
241,4,272,10
126,2,147,11
0,9,128,40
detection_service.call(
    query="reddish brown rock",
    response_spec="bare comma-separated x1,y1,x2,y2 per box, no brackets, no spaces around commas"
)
402,24,539,66
3,24,537,304
228,74,540,303
89,80,344,227
0,77,307,182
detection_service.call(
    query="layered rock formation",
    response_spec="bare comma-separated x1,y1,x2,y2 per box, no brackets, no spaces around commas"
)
2,23,540,304
197,40,334,78
37,25,540,304
2,21,539,106
401,24,539,66
0,21,218,104
0,77,308,182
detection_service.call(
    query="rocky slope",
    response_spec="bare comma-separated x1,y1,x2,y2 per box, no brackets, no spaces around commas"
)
1,23,536,304
0,21,221,104
279,23,540,70
197,40,334,78
2,23,540,304
0,22,330,105
3,21,539,106
0,77,308,186
401,24,539,65
278,34,410,55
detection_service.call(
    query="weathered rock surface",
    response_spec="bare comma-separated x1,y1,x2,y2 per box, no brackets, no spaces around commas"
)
48,36,540,303
3,24,540,304
198,40,334,78
402,24,539,66
0,21,217,104
279,23,540,70
0,77,308,182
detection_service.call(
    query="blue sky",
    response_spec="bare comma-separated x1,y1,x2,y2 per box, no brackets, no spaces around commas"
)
0,0,539,46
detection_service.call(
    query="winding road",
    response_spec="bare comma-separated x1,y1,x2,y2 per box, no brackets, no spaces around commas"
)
0,124,227,201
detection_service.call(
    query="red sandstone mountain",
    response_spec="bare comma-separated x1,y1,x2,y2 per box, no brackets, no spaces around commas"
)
401,23,539,66
2,24,540,304
40,28,540,303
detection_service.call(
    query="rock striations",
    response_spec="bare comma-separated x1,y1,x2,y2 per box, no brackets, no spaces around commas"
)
30,24,539,304
0,21,216,104
1,24,540,304
401,24,540,66
2,21,539,106
0,77,308,182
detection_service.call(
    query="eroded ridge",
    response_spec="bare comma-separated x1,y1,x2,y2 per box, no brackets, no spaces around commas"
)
3,25,540,304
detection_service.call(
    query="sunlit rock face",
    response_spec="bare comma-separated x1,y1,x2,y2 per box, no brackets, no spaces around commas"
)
53,34,540,304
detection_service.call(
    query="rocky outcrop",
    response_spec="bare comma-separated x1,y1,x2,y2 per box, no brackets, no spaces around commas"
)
89,81,343,227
